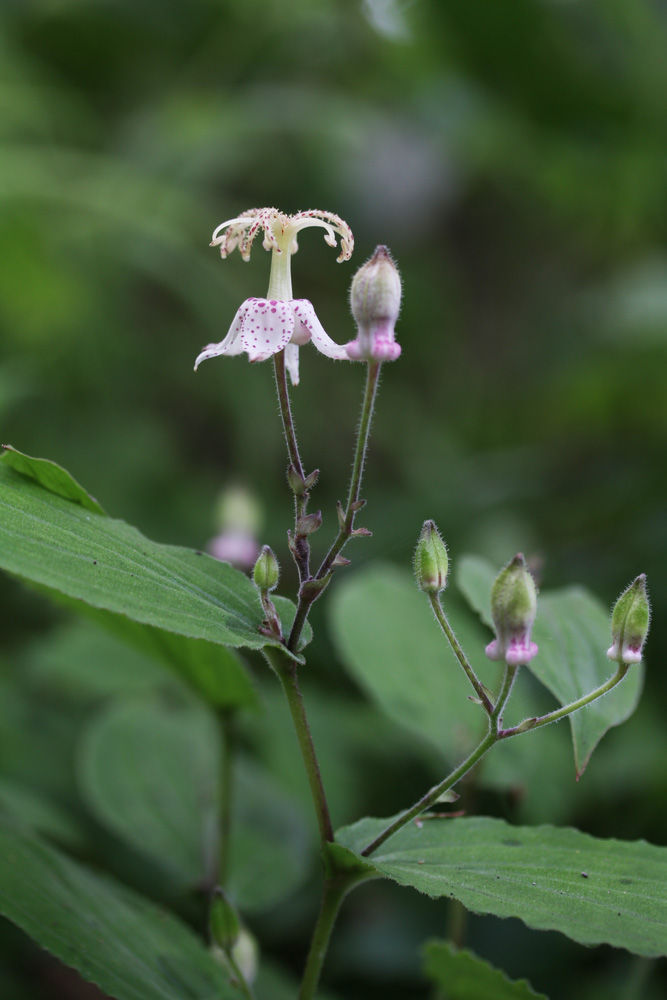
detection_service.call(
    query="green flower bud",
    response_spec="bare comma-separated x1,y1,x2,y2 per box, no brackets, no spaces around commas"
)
414,520,449,594
253,544,279,592
485,553,538,666
607,574,650,665
209,888,240,954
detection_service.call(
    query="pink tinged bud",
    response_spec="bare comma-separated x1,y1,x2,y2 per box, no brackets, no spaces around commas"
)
485,553,538,666
346,246,402,362
607,574,650,665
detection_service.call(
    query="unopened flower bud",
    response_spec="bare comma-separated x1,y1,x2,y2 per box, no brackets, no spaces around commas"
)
209,888,240,954
414,520,449,594
607,574,650,665
346,245,402,362
485,553,538,666
253,545,279,592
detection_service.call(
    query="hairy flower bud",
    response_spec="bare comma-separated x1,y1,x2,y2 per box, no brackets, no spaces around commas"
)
414,520,449,594
346,245,402,362
253,545,279,593
485,553,538,666
607,574,650,665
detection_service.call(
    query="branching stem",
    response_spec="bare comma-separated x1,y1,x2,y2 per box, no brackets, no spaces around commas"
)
429,593,494,715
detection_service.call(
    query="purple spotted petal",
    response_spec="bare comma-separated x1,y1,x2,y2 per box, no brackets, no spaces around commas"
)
239,298,293,362
292,300,349,361
193,301,247,370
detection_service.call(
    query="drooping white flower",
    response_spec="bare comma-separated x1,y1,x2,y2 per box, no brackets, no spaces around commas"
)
195,208,354,384
194,296,349,385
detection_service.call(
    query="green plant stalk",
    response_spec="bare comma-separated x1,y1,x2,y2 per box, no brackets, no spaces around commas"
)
287,360,381,652
298,874,355,1000
274,350,311,582
429,593,494,715
218,711,234,886
225,948,257,1000
264,647,334,844
500,661,629,737
361,664,517,857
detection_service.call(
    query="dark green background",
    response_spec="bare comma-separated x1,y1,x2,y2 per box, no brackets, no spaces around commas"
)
1,2,665,998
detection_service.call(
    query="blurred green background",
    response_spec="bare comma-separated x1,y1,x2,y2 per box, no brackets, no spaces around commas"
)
1,1,666,998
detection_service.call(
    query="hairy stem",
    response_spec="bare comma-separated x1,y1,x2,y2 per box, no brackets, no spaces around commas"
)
429,593,494,715
218,711,235,886
287,360,381,652
500,662,629,738
361,663,518,857
299,875,352,1000
225,948,256,1000
274,350,311,581
265,648,334,844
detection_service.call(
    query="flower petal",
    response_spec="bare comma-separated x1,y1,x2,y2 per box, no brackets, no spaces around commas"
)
284,343,300,385
193,301,247,370
292,300,349,361
239,298,294,362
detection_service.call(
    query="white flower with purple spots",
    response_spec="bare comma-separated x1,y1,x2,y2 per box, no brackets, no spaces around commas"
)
194,296,349,385
194,208,354,384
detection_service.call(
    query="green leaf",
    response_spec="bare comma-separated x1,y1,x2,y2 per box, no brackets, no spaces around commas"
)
73,614,260,710
0,455,305,661
79,697,310,909
0,824,233,1000
79,698,221,889
457,556,643,776
0,777,86,850
423,940,547,999
1,445,105,514
329,563,574,819
337,815,667,958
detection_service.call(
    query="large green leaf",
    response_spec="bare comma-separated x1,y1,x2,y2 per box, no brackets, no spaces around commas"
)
0,824,233,1000
456,556,643,776
423,940,547,999
79,698,222,889
329,564,576,820
337,815,667,958
0,450,304,661
79,697,310,909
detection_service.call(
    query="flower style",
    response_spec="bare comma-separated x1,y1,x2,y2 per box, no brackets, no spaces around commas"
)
194,208,354,385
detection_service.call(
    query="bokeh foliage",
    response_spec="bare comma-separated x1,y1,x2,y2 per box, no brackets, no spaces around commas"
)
1,1,665,997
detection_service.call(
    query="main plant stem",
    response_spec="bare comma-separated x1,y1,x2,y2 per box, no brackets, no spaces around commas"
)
298,875,352,1000
265,648,334,844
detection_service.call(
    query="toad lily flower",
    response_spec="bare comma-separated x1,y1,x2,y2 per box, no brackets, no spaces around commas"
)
194,208,354,385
